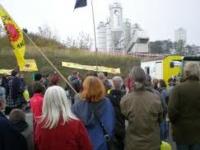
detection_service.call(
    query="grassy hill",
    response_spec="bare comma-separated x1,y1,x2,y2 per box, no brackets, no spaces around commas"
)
0,33,140,82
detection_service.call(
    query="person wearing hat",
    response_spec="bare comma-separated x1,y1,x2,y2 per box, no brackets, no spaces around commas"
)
0,96,28,150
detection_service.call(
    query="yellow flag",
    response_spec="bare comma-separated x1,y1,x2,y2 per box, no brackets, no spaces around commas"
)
0,5,25,70
21,59,38,72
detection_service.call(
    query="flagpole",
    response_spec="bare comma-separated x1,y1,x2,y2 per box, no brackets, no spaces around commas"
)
23,32,77,94
91,0,98,72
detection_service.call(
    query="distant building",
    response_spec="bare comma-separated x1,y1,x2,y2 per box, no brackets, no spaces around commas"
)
96,2,149,54
175,28,187,44
189,45,200,54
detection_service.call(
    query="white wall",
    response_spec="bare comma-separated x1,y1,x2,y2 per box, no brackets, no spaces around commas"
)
141,60,163,80
132,43,149,53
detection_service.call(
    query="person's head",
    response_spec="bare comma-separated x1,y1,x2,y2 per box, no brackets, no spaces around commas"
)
130,66,146,90
97,72,106,81
152,78,159,89
112,76,123,90
34,73,42,81
33,82,45,95
71,79,82,93
11,70,18,77
184,62,200,80
168,78,175,86
48,73,60,86
72,71,78,76
9,109,26,123
103,72,108,77
41,86,77,129
81,76,106,102
158,79,167,88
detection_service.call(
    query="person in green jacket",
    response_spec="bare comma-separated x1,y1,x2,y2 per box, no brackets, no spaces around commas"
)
169,62,200,150
120,67,163,150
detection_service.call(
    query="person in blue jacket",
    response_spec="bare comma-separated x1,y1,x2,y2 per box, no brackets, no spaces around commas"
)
72,76,115,150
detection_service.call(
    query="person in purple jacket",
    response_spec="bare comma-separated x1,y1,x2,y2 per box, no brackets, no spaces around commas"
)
72,76,115,150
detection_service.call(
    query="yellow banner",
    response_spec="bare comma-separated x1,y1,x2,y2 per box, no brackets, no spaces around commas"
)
0,59,38,74
0,5,25,70
0,69,12,75
21,59,38,72
62,62,120,74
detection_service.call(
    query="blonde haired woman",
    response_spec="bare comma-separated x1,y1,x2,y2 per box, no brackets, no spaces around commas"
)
72,76,115,150
35,86,92,150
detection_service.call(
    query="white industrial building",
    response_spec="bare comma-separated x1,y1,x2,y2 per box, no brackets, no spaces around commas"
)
96,2,149,54
175,28,187,44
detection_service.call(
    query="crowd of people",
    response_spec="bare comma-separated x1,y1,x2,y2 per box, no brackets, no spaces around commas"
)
0,62,200,150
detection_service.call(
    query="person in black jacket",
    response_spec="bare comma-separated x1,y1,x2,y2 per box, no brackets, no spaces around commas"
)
9,109,34,150
5,70,25,115
0,95,28,150
107,76,126,150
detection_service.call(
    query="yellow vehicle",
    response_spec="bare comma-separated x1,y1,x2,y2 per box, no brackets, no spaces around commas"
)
180,56,200,77
141,55,183,84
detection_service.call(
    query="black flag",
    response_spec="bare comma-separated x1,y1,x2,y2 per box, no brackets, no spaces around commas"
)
74,0,87,9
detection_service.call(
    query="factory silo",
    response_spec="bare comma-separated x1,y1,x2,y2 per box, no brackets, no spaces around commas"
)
109,2,123,50
123,19,131,48
106,22,113,53
97,22,107,52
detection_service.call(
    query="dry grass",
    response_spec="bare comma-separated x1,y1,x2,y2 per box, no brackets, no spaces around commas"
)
0,34,140,83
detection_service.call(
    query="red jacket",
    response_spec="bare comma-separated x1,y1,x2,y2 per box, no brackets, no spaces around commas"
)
35,119,92,150
30,93,44,142
30,93,43,120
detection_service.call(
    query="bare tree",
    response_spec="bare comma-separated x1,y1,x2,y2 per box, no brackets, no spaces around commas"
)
65,36,77,48
76,32,92,50
64,32,91,49
38,25,57,40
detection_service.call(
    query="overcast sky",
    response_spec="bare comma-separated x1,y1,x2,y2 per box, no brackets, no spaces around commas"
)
0,0,200,45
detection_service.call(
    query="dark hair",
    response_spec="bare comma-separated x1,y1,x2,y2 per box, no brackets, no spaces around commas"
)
71,79,82,93
85,71,98,77
159,79,167,88
33,82,45,94
9,109,25,122
34,73,42,81
50,74,60,85
103,72,108,77
11,70,18,76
